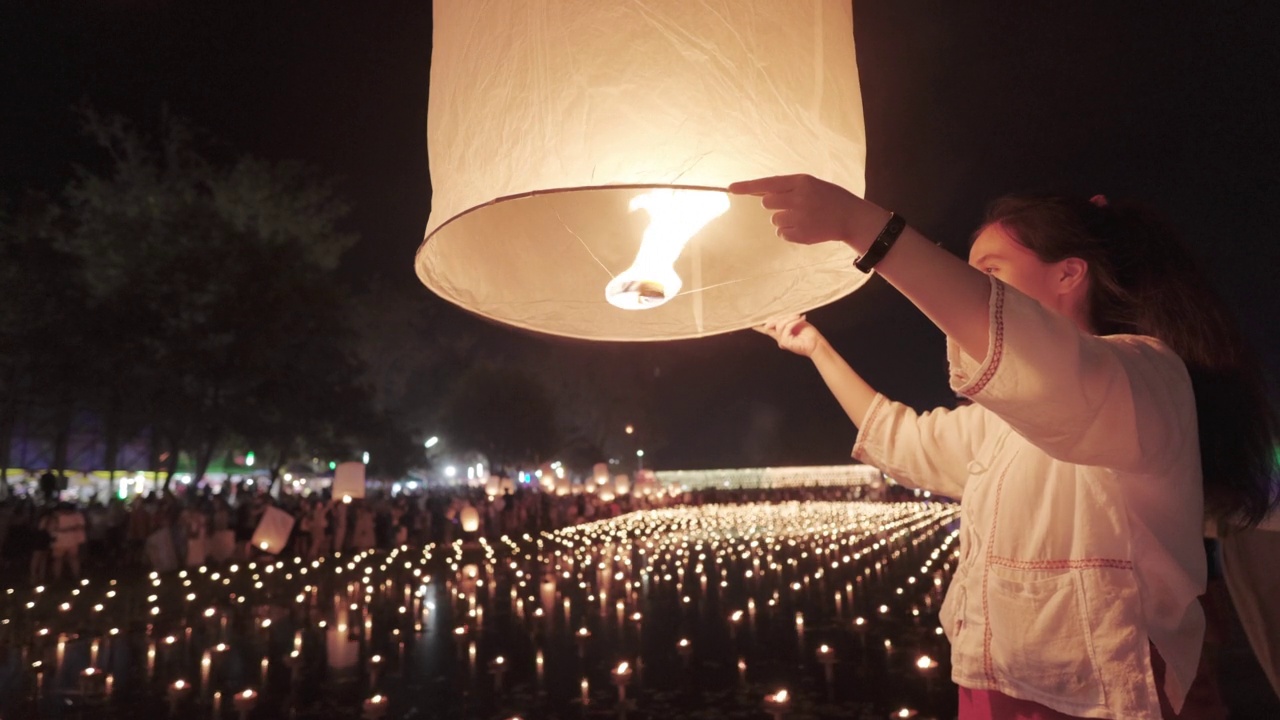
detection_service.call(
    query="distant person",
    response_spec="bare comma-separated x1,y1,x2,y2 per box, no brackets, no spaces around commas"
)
50,502,85,581
0,499,13,564
28,508,55,584
739,175,1276,720
38,471,59,504
308,499,329,559
351,501,375,550
183,503,208,567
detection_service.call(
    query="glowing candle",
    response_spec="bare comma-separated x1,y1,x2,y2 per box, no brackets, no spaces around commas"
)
795,612,806,656
200,651,212,693
612,661,633,703
853,616,868,649
817,644,837,698
362,693,388,719
232,688,258,719
490,655,507,693
676,637,692,667
763,689,790,720
167,679,189,715
79,667,98,696
916,654,939,695
580,677,590,706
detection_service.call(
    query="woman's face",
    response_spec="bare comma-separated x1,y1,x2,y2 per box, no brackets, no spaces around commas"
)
968,222,1088,326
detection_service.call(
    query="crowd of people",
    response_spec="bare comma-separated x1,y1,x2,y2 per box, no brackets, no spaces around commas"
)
0,477,875,587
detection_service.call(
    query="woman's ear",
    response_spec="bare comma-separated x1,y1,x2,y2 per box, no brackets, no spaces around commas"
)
1057,257,1089,295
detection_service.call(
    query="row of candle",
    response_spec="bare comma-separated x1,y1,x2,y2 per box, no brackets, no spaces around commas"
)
6,500,958,718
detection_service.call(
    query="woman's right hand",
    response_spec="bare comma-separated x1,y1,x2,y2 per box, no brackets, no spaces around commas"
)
754,314,824,358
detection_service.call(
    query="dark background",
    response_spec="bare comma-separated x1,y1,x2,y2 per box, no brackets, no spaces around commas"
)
3,1,1277,470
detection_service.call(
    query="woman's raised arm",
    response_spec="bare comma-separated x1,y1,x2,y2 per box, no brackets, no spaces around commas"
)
730,174,993,361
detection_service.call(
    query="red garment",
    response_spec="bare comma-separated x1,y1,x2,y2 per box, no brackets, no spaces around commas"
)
960,687,1086,720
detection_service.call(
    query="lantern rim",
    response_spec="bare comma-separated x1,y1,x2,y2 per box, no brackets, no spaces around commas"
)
416,183,864,342
421,182,728,249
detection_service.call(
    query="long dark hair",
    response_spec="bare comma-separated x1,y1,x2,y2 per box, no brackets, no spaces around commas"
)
982,194,1278,529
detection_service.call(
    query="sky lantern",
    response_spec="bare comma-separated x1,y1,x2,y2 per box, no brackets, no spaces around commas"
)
418,1,867,341
251,506,296,555
333,461,366,501
459,504,480,534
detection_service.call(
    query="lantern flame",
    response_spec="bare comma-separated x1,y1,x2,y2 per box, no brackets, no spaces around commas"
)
605,189,729,310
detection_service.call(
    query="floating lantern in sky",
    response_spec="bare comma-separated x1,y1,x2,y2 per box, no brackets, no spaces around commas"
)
251,506,296,555
418,1,867,340
459,504,480,534
334,461,367,501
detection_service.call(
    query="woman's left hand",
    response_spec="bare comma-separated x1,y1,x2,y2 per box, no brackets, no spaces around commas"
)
728,174,884,247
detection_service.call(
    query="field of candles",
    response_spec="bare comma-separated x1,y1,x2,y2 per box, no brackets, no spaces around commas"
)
0,500,961,719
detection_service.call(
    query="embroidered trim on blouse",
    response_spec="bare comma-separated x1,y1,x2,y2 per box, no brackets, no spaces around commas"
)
851,393,887,461
965,279,1007,397
981,459,1012,687
988,557,1134,571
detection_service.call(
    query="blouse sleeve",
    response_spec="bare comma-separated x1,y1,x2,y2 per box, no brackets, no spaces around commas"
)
947,276,1194,473
852,393,991,500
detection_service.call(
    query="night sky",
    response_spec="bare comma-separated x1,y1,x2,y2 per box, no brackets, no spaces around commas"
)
3,2,1277,470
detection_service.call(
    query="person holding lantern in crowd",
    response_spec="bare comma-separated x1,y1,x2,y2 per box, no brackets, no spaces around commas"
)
737,174,1277,720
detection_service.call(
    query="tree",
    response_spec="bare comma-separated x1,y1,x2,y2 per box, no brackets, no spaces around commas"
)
437,363,560,473
519,341,666,474
42,108,389,486
349,283,476,445
0,197,105,482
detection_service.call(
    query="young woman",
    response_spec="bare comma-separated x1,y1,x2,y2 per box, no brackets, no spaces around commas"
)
731,175,1278,720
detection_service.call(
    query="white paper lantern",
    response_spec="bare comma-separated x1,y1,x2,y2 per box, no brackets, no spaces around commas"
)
459,504,480,533
540,574,558,615
251,506,296,555
333,462,366,501
418,1,867,341
326,627,359,670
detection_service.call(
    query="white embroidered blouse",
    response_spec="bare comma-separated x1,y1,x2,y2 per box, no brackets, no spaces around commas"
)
852,277,1205,719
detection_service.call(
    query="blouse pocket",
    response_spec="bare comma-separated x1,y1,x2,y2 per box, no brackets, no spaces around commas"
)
987,569,1106,707
939,570,966,639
